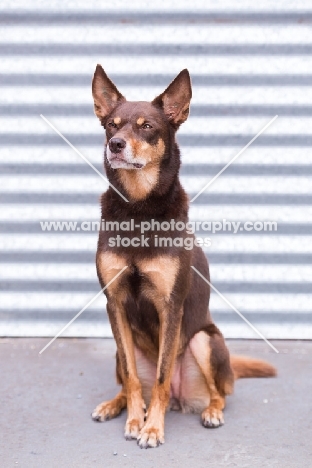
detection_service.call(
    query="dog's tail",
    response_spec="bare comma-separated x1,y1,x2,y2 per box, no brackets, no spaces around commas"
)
230,355,277,380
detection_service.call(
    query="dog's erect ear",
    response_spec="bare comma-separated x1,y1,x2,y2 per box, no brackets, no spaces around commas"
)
152,69,192,128
92,64,125,120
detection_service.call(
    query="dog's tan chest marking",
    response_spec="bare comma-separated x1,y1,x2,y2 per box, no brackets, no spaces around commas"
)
97,252,127,295
138,256,179,301
98,253,179,301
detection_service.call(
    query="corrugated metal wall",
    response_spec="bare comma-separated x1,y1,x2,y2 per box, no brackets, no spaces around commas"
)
1,1,311,339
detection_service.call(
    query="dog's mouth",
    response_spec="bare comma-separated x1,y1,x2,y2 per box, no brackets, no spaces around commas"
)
108,155,144,170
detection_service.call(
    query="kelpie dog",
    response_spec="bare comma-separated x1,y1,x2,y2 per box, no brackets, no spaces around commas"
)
91,65,276,448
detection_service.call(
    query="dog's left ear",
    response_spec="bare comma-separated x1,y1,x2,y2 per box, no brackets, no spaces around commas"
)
152,69,192,128
92,64,125,120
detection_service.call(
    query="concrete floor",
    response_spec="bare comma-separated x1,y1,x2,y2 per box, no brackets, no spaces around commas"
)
1,338,311,468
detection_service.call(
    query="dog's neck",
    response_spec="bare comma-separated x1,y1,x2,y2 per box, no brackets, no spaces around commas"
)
102,145,189,220
117,164,161,202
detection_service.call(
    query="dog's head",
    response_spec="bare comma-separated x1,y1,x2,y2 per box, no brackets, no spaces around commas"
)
92,65,192,201
92,65,192,173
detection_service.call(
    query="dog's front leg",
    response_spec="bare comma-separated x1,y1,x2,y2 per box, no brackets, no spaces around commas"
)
96,252,145,440
107,297,146,440
137,303,182,448
136,256,185,448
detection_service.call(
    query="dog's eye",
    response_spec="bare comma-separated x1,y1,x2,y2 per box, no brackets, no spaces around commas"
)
142,123,152,129
108,122,117,128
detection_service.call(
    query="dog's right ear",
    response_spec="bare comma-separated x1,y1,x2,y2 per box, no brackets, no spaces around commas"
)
92,64,125,120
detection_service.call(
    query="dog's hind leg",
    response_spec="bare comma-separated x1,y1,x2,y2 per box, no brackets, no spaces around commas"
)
92,391,127,422
92,352,127,422
189,324,234,428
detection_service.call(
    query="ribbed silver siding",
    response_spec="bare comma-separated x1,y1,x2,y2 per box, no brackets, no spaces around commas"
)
1,1,312,339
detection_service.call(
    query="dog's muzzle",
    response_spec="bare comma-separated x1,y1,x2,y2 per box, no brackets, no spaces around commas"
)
107,138,144,169
109,137,126,154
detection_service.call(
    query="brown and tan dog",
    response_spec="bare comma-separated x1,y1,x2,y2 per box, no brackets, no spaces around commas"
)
91,65,276,448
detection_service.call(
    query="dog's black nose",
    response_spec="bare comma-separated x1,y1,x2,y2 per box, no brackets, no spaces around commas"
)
109,138,126,154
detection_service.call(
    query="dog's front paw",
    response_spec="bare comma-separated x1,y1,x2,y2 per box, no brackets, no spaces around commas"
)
201,407,224,428
137,425,165,448
91,399,123,422
124,398,146,440
124,417,144,440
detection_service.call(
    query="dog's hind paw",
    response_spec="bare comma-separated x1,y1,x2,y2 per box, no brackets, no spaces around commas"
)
91,398,125,422
201,407,224,428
